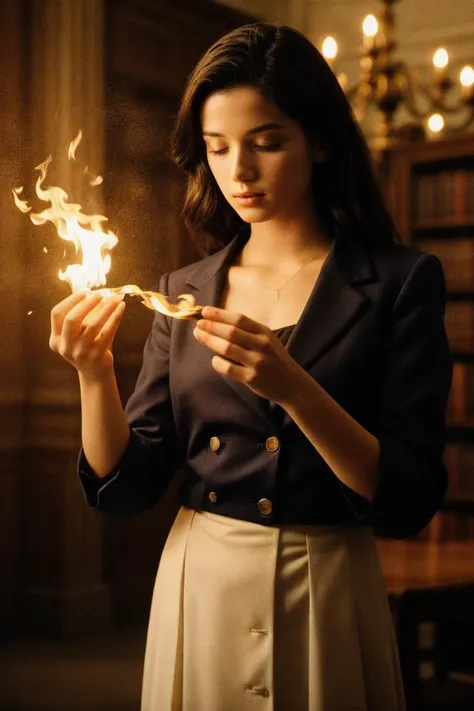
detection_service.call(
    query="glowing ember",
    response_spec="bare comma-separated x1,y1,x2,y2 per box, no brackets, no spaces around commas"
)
12,131,203,320
98,285,203,318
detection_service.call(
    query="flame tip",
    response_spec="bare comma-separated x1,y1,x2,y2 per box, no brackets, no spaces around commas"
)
68,129,83,161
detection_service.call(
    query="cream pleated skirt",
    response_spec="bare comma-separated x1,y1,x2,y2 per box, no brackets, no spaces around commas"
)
141,506,405,711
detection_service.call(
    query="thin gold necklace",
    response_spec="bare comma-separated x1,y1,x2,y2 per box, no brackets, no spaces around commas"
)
269,253,321,300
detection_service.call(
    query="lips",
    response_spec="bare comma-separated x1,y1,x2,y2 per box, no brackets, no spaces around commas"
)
233,192,265,198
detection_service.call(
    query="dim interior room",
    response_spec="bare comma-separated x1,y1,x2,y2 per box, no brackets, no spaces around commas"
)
0,0,474,710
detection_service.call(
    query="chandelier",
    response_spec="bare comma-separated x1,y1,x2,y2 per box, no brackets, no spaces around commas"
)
321,0,474,155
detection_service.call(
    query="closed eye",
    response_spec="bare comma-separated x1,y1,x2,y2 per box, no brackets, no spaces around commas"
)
208,142,283,156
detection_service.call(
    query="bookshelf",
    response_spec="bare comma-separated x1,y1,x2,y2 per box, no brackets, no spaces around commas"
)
385,134,474,541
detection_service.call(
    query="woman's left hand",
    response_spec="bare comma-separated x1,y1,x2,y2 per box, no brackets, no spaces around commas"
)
193,305,304,407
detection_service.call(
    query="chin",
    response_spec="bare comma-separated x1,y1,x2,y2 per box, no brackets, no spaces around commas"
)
242,214,272,224
233,207,275,223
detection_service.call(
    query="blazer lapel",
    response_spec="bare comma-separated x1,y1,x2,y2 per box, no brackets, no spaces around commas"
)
183,227,273,424
184,225,377,425
284,232,375,372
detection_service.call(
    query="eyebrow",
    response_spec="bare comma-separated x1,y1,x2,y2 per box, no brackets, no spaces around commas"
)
202,122,286,138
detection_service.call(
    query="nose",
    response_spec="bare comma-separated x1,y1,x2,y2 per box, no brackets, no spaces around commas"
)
231,146,257,183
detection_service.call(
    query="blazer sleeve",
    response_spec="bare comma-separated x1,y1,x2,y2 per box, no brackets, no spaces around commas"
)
77,271,185,515
339,253,453,539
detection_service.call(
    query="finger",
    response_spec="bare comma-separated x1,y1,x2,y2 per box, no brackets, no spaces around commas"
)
195,329,251,367
196,320,266,350
211,354,247,380
201,306,267,334
80,295,125,340
61,292,105,341
51,290,89,338
94,301,126,346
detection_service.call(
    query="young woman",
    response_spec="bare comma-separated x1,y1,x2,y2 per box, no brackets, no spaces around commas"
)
50,22,452,711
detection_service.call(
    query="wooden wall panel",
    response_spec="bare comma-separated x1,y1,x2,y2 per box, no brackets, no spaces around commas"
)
0,0,28,640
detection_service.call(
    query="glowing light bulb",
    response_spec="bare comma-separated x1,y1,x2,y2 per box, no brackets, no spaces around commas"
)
433,48,449,70
322,36,338,61
363,15,379,38
427,113,445,134
460,65,474,100
460,65,474,87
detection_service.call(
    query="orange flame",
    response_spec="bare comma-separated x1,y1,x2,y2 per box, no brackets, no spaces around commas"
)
12,132,203,319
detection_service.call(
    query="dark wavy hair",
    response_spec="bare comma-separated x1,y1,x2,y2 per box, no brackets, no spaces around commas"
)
170,22,400,256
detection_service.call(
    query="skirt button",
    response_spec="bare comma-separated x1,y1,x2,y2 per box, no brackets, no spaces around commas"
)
208,491,218,503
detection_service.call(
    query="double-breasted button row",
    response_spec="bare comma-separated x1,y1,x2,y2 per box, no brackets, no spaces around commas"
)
207,435,277,514
210,435,280,453
208,493,272,515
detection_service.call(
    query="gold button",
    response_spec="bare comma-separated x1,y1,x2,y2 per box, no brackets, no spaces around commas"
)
258,498,273,515
209,436,221,452
209,491,217,503
265,436,280,453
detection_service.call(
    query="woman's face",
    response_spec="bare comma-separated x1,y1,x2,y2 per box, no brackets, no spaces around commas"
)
201,85,318,224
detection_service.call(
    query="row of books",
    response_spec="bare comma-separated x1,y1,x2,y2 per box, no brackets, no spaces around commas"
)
421,434,474,541
414,168,474,221
446,362,474,422
416,237,474,292
445,302,474,352
410,440,474,541
444,442,474,500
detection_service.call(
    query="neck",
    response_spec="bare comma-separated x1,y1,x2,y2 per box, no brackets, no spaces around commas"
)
238,207,331,269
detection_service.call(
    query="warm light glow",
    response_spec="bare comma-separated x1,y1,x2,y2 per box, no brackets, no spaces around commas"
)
12,187,31,213
460,65,474,87
22,150,118,292
12,132,204,319
68,129,83,161
362,15,379,38
427,113,445,133
322,36,338,60
433,48,449,69
337,72,349,92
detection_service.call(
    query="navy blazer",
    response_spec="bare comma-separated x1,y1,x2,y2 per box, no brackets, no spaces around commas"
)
79,226,453,539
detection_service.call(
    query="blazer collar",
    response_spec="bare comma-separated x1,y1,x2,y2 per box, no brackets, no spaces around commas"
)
184,223,377,424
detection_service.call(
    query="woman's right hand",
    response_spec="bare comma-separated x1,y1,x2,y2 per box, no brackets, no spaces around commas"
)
49,290,126,382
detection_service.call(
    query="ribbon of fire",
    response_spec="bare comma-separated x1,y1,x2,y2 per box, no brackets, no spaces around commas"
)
12,130,203,320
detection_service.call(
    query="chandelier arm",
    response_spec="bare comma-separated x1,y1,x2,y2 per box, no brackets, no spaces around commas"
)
399,65,432,120
444,106,474,133
399,65,474,122
433,98,474,116
329,1,474,146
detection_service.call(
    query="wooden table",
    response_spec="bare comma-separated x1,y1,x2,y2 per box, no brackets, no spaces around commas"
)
376,539,474,708
376,539,474,594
